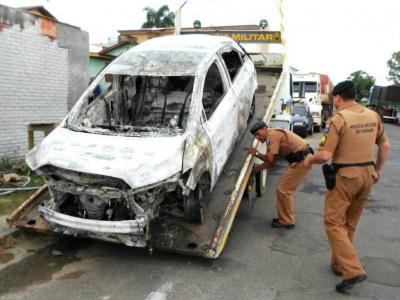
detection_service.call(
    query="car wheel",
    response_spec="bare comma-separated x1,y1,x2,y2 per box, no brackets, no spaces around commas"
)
183,176,210,224
184,186,203,223
314,125,321,132
302,128,308,138
247,95,256,124
308,124,313,135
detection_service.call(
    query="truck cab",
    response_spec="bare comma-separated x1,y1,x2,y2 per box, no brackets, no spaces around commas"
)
292,73,323,132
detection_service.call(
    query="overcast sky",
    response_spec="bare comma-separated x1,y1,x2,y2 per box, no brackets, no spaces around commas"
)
1,0,399,85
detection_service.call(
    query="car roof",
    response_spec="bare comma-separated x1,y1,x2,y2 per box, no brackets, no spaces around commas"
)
134,34,234,53
107,35,237,76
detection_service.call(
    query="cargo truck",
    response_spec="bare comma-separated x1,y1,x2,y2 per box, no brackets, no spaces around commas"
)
368,85,400,123
292,73,334,130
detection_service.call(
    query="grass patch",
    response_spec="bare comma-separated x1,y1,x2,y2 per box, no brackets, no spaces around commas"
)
0,156,45,216
0,190,35,216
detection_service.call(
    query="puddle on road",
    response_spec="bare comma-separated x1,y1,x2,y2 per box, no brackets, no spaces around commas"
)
300,182,326,196
0,251,14,264
56,269,87,280
270,212,329,256
363,256,400,287
0,238,93,296
0,235,17,265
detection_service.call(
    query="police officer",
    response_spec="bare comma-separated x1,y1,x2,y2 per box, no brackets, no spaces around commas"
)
249,121,313,229
304,80,391,293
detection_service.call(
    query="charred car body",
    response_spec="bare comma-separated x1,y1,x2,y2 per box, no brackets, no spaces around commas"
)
26,35,257,247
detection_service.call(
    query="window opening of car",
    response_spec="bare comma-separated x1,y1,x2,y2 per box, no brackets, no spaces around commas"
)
221,50,243,81
293,105,307,116
68,74,194,136
202,62,226,119
270,119,291,130
304,82,317,92
293,82,300,92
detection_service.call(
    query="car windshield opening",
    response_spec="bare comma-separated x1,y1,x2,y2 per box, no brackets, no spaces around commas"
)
304,82,317,92
68,74,194,136
293,105,307,116
270,120,291,130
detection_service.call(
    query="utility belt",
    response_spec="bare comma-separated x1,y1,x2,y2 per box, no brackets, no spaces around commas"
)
322,161,375,190
285,146,314,164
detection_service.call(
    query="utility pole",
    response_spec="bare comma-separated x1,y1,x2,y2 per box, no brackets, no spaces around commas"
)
174,1,188,35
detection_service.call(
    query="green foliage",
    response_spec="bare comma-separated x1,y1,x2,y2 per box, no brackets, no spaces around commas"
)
0,157,13,172
387,51,400,85
142,5,175,29
348,70,376,101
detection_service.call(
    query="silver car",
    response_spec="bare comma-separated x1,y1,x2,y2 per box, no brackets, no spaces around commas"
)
26,35,257,247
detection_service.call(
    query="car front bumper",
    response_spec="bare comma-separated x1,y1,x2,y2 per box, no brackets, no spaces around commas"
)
39,204,148,247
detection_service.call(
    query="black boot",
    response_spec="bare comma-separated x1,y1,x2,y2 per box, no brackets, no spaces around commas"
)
271,218,295,229
335,274,367,293
331,265,343,276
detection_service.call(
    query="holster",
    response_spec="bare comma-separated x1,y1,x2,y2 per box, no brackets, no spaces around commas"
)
322,163,337,190
286,147,314,164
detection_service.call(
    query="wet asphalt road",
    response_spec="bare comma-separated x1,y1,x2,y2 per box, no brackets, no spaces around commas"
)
0,124,399,299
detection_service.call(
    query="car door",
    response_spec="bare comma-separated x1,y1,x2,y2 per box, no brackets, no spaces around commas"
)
201,58,239,181
220,47,256,136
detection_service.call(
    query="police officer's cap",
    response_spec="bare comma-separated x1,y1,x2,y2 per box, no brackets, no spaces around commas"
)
331,80,355,96
250,120,268,135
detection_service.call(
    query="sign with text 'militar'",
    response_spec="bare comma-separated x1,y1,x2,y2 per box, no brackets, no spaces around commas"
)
186,31,282,43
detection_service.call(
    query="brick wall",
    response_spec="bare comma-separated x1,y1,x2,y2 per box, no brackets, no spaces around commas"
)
0,23,69,157
0,4,89,158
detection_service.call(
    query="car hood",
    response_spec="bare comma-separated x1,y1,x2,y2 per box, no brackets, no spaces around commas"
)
291,115,307,123
26,127,185,189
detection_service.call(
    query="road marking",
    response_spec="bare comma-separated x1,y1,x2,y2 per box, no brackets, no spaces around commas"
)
145,281,177,300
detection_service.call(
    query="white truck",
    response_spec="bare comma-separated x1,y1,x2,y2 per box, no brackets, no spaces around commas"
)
292,73,323,132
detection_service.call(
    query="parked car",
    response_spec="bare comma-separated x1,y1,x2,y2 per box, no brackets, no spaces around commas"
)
270,113,293,131
25,35,257,247
292,103,313,138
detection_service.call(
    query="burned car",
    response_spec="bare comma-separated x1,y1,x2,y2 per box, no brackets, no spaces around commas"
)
25,35,257,247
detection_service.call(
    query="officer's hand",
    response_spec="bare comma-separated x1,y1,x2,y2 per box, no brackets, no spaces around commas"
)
248,148,257,156
303,154,312,167
374,170,382,184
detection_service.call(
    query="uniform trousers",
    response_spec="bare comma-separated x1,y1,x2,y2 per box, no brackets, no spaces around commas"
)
325,166,376,279
276,161,311,225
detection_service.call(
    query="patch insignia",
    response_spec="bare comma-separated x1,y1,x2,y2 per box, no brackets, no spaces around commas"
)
324,123,331,134
320,135,327,146
266,138,271,145
324,119,332,134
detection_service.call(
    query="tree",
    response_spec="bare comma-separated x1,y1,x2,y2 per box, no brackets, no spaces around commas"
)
348,70,376,101
387,51,400,85
142,5,175,29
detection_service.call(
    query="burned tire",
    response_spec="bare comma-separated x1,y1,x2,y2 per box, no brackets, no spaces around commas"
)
183,186,203,223
183,176,210,224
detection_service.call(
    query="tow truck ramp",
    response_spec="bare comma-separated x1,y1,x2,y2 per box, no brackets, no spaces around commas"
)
8,67,285,258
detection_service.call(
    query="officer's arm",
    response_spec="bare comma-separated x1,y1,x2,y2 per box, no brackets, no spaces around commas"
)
305,150,332,165
374,118,391,180
375,140,390,174
253,154,278,173
304,117,341,166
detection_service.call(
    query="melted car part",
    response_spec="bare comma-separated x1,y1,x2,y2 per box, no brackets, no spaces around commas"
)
68,75,194,136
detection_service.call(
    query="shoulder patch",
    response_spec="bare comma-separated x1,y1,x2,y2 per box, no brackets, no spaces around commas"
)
266,137,271,145
324,120,331,133
320,135,327,146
